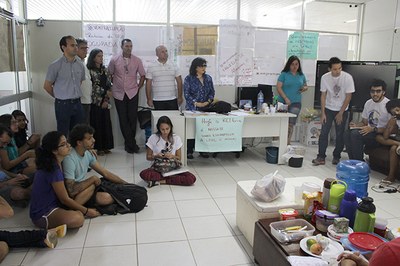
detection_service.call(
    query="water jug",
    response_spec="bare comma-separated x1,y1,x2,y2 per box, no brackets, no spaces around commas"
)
336,160,370,198
322,178,335,209
353,197,376,232
327,180,347,214
257,90,264,113
339,189,358,228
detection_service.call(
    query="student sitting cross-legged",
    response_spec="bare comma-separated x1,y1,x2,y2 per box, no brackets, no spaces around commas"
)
140,116,196,187
29,131,100,230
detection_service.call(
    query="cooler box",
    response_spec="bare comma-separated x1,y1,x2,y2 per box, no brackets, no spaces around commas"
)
236,176,323,246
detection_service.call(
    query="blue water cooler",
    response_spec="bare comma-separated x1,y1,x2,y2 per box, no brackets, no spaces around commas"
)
336,160,370,198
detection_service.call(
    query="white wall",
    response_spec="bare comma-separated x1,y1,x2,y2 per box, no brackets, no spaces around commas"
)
360,0,399,60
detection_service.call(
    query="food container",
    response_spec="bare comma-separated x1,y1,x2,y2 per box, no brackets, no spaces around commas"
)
279,208,298,220
270,219,315,243
315,210,339,233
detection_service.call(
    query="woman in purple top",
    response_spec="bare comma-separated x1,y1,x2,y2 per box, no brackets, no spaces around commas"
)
184,57,215,159
30,131,100,229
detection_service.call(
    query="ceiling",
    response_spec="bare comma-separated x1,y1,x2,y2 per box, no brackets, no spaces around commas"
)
25,0,377,33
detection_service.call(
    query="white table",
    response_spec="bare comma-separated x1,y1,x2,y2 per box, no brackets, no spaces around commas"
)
151,111,295,166
185,112,295,164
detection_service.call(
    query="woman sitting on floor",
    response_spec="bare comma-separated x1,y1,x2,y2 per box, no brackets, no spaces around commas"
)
140,116,196,187
30,131,100,230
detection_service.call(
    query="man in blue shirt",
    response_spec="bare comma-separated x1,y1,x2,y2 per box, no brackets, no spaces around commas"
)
43,35,85,137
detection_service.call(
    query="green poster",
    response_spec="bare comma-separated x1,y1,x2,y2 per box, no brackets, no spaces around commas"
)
287,32,319,59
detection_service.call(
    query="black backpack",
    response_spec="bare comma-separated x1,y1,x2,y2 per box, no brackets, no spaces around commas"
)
200,100,232,114
97,179,148,214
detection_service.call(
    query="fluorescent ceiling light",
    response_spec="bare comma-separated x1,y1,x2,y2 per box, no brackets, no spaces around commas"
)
344,19,357,23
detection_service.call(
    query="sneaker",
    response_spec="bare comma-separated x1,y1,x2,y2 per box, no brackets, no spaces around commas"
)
49,224,67,238
312,157,325,166
187,153,194,159
332,158,340,165
44,231,58,249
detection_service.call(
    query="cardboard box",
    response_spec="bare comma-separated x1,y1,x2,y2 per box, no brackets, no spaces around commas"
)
300,120,321,146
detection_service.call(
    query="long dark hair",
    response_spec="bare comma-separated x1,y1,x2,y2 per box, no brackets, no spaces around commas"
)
87,48,103,70
156,116,174,144
189,57,207,76
0,114,13,129
282,55,303,75
36,131,64,172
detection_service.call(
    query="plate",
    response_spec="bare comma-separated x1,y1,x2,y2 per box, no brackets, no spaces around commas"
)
348,232,385,251
327,224,353,238
300,236,344,261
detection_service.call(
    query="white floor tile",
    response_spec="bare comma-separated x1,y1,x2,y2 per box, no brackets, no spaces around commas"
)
182,215,234,239
214,197,236,214
189,236,252,266
138,241,196,266
145,185,174,202
136,219,186,244
170,181,212,200
176,199,221,217
80,245,137,266
136,201,179,220
85,221,136,247
224,213,243,236
0,250,26,266
22,248,82,266
56,222,90,249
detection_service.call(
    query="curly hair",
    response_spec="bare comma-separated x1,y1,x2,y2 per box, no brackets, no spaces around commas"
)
36,131,64,172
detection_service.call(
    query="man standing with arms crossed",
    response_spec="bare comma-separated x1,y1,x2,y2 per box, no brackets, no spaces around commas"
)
313,57,355,166
43,35,85,137
146,45,183,110
109,39,145,154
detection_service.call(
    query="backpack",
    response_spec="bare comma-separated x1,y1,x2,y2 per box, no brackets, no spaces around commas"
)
200,100,232,114
98,179,148,214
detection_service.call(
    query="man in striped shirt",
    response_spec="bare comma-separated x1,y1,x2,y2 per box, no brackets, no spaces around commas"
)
145,45,183,110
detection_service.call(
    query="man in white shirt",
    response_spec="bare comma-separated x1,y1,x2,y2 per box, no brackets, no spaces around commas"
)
76,38,92,124
346,79,390,161
145,45,183,110
313,57,355,166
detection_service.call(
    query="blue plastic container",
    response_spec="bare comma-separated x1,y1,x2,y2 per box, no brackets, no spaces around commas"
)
339,189,358,228
336,160,370,199
265,146,278,164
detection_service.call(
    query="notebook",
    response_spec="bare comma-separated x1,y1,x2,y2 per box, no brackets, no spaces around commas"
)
162,168,189,177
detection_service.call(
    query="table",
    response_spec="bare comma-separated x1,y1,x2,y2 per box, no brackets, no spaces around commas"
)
253,218,318,266
185,112,295,165
151,111,295,166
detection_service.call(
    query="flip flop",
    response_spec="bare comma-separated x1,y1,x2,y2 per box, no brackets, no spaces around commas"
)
379,179,394,186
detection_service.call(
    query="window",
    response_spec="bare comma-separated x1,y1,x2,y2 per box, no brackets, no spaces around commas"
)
176,26,218,55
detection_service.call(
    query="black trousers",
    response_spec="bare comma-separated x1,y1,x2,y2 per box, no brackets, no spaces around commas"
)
114,94,139,150
0,230,47,248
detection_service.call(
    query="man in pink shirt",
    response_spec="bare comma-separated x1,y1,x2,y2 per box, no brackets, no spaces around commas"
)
108,39,145,153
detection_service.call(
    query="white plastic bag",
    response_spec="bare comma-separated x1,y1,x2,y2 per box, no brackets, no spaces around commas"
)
282,145,305,163
251,170,286,202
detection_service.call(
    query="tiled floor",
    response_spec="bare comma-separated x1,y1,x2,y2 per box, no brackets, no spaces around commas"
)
1,143,400,266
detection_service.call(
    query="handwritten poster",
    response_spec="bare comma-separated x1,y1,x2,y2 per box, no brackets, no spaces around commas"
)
84,23,125,66
195,116,244,152
287,32,319,60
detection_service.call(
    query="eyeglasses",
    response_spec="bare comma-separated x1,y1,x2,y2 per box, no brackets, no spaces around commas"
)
161,142,170,154
370,89,383,94
58,142,70,148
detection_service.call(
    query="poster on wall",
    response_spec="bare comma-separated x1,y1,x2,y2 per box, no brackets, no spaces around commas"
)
84,23,125,66
219,19,255,49
252,57,283,86
287,32,319,60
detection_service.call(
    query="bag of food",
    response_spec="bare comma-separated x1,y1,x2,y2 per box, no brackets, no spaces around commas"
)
251,170,286,202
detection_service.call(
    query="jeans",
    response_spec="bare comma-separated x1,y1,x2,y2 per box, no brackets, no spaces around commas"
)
114,94,139,150
288,102,301,125
317,108,349,159
153,99,179,110
55,98,84,137
346,130,379,160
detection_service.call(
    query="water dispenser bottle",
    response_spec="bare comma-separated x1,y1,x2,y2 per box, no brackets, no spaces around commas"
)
257,90,264,113
336,160,370,198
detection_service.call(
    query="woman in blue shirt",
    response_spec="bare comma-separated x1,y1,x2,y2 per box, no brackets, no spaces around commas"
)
184,57,215,158
276,56,308,144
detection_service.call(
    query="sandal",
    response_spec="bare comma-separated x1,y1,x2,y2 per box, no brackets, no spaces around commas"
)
379,179,394,186
148,181,160,188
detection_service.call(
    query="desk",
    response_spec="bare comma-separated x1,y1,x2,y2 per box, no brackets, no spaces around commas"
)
185,112,295,164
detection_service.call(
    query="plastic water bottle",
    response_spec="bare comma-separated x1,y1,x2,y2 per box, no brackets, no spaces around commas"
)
339,189,358,228
257,90,264,113
336,160,370,198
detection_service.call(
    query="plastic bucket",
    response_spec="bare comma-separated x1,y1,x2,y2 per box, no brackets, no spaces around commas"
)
289,156,303,167
266,146,279,164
